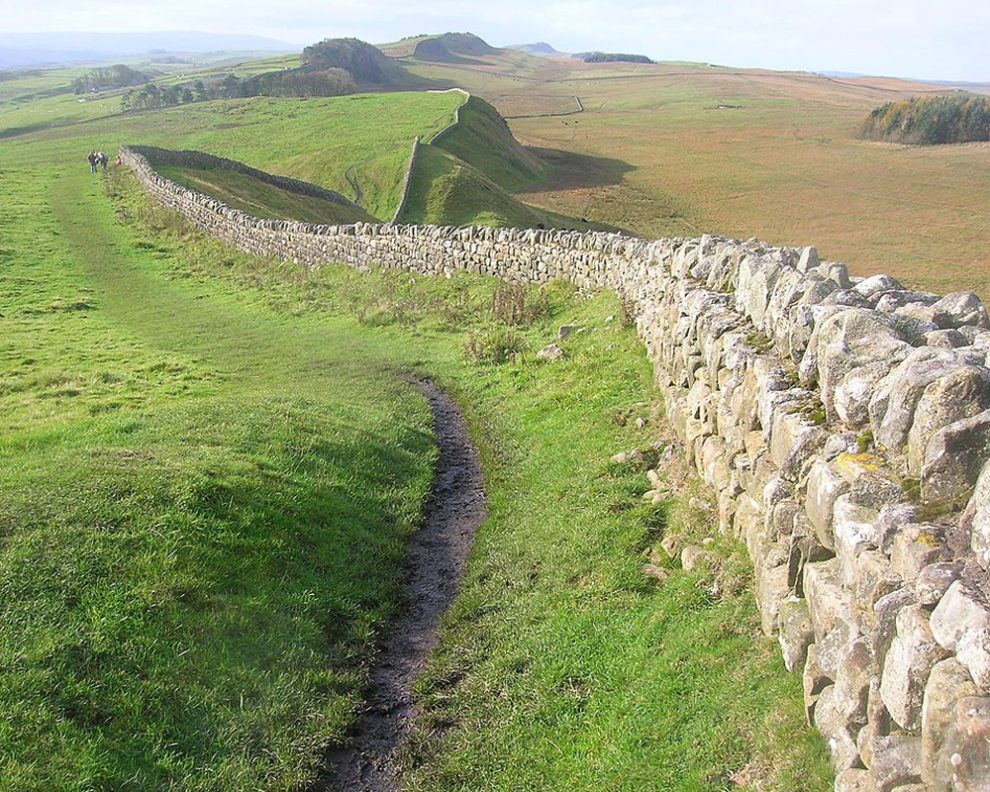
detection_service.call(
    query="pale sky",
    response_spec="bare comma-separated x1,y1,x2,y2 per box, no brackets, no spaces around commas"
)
2,0,987,82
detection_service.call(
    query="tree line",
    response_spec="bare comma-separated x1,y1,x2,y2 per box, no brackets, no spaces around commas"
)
120,68,357,111
859,94,990,145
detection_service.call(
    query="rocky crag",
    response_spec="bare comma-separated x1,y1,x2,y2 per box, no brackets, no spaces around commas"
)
122,145,990,792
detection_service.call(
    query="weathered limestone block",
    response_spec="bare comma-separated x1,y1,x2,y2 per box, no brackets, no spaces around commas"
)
805,559,854,641
922,409,990,507
805,642,831,721
930,580,990,692
858,679,893,769
890,524,949,582
869,734,923,791
934,697,990,791
907,366,990,475
807,309,910,419
788,518,834,595
779,598,816,672
870,348,985,455
835,768,877,792
806,458,851,550
852,550,902,629
922,658,979,786
833,495,881,586
833,453,903,511
881,604,950,732
835,637,874,729
755,560,791,636
914,562,963,607
815,683,864,770
836,363,892,429
930,292,990,330
961,458,990,568
869,588,913,669
770,408,828,482
926,328,970,349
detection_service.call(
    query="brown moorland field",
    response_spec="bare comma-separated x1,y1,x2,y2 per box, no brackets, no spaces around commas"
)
399,50,990,298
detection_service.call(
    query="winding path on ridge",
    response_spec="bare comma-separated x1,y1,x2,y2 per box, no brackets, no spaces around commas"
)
315,380,487,792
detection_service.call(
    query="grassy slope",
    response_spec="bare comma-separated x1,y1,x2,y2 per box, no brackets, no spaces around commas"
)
3,90,463,221
126,193,833,791
401,53,990,298
431,95,544,192
156,164,375,224
399,143,601,230
0,151,436,791
1,74,833,790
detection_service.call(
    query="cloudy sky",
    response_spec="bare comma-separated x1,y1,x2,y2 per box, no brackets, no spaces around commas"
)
4,0,988,82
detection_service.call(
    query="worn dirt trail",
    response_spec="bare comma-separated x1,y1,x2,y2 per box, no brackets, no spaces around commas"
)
315,381,487,792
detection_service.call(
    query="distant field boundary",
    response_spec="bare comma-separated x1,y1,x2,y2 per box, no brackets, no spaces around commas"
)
123,143,990,791
503,95,584,120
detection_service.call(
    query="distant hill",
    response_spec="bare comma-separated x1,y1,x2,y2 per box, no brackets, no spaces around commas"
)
575,51,654,64
508,42,568,58
301,38,411,86
0,31,293,69
391,33,499,64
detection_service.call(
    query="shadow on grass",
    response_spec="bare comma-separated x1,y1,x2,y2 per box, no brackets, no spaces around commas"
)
526,146,636,194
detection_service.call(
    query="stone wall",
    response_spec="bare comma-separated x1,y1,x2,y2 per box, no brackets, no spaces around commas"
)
122,145,990,791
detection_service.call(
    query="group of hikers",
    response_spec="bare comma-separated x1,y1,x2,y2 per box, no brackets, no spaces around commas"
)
87,150,109,173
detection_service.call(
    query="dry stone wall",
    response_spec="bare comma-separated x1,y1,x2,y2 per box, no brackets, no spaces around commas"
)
123,145,990,792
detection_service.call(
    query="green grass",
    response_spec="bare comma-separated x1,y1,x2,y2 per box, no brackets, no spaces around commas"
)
1,70,832,791
156,164,375,223
2,89,464,221
431,95,544,192
103,173,831,792
400,144,601,230
0,152,438,791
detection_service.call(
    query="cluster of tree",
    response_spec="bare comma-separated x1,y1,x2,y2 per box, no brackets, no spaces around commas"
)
72,64,148,93
576,52,653,64
120,66,358,111
237,67,356,97
859,94,990,145
121,80,207,110
301,38,408,85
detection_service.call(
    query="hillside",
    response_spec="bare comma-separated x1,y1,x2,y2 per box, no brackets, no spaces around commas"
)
430,94,545,192
380,32,499,62
141,147,376,225
398,143,596,229
509,42,568,57
396,50,990,297
300,37,414,88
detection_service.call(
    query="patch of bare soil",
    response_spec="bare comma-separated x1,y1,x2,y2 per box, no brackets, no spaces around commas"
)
313,381,487,792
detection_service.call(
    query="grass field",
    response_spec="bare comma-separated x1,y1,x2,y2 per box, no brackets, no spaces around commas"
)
156,164,375,224
1,87,464,221
0,78,834,789
400,52,990,297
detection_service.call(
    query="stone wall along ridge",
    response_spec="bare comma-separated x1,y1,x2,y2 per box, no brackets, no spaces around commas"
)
390,136,421,223
121,144,990,791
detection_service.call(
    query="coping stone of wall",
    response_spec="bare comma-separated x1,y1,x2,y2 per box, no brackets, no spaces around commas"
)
122,144,990,792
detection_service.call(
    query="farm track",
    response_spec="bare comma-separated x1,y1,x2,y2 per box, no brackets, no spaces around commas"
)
315,380,487,792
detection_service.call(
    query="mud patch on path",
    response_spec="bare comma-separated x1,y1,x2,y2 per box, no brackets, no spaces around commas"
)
315,380,486,792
